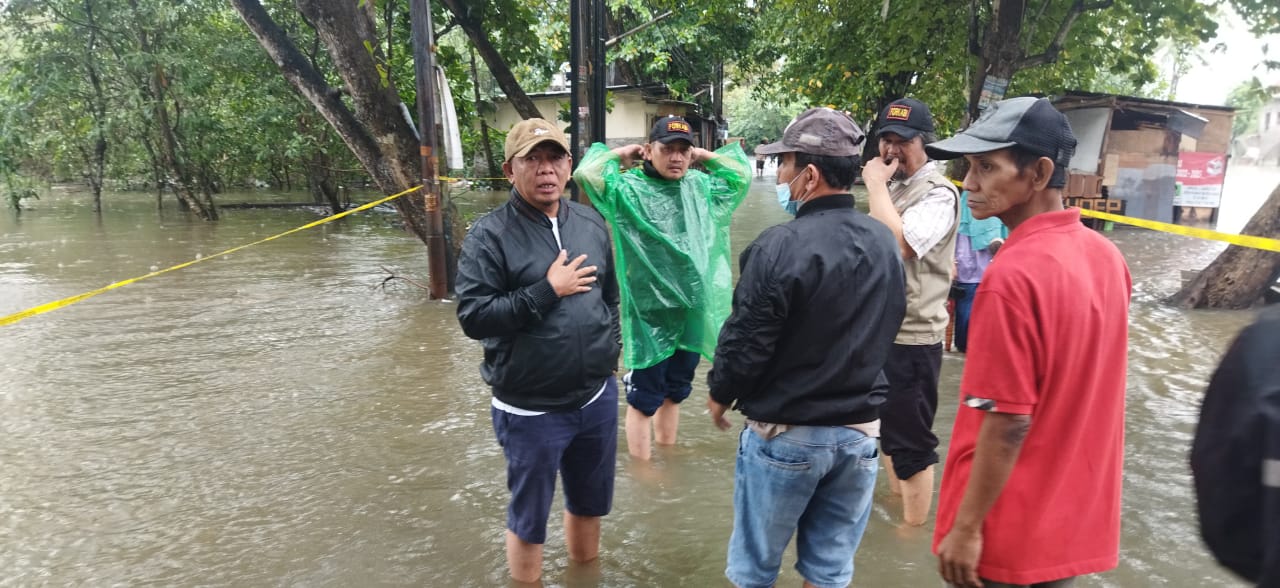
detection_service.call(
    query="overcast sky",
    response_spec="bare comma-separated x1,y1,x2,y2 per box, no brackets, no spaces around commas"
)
1174,7,1280,106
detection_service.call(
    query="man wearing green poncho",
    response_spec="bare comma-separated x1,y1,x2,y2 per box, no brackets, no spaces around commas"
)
574,115,751,460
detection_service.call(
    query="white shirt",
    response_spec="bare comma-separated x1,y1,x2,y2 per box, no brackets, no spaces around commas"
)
894,161,957,258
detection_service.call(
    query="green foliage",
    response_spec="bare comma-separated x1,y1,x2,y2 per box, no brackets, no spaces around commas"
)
608,0,755,112
724,85,803,146
738,0,1228,134
1227,77,1273,137
1,0,1274,206
0,0,368,198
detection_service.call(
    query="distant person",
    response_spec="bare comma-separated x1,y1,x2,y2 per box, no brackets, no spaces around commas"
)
1192,305,1280,587
756,138,768,178
925,97,1132,588
863,97,959,526
707,108,906,588
953,189,1008,352
574,115,750,461
455,118,622,584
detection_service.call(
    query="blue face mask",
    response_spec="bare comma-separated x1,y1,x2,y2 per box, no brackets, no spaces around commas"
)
775,170,807,216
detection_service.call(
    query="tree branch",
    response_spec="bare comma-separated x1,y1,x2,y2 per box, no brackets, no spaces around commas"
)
969,0,983,57
376,265,430,292
230,0,396,192
1015,0,1110,69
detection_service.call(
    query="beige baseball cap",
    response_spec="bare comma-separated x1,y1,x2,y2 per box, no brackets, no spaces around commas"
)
504,118,571,162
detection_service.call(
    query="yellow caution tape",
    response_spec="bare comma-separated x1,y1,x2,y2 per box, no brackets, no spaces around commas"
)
0,186,422,328
1077,208,1280,253
946,178,1277,252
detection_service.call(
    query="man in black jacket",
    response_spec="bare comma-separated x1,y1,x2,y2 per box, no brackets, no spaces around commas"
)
455,118,622,584
1193,305,1280,587
708,108,907,588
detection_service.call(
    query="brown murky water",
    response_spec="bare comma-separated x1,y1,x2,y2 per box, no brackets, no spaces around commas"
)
0,172,1270,586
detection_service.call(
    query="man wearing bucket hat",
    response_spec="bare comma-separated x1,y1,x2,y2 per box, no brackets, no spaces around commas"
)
862,96,960,528
924,97,1131,588
456,118,623,584
707,108,906,588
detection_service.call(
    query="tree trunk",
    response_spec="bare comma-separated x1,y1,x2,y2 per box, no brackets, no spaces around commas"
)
469,48,500,178
968,0,1027,121
967,0,1102,122
126,0,216,220
82,0,108,214
233,2,423,219
232,0,461,288
149,62,218,220
140,136,163,208
1166,182,1280,309
308,151,342,214
439,0,542,120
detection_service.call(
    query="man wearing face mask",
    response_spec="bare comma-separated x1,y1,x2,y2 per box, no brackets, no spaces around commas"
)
574,115,751,461
863,97,960,527
707,108,906,588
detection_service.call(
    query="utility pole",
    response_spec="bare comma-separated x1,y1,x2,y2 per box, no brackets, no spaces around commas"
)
570,0,608,199
409,0,448,299
590,0,606,143
569,0,589,200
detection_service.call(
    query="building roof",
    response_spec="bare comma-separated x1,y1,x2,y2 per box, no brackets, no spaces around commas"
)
1053,90,1235,114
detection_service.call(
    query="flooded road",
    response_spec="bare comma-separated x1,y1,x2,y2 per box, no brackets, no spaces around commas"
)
0,174,1269,586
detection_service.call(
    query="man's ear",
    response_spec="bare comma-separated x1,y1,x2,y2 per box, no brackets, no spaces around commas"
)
641,143,654,160
805,164,823,189
502,160,514,180
1032,157,1055,190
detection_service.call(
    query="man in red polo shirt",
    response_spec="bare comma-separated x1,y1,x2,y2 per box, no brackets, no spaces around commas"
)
924,97,1132,588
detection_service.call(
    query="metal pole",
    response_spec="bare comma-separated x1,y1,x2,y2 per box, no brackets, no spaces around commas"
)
410,0,448,299
590,0,606,143
569,0,585,199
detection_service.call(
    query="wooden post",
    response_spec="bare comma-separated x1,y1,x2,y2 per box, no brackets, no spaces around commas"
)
409,0,448,299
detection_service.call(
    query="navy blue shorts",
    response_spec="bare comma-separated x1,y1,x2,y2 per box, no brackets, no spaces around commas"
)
624,349,701,416
491,376,618,544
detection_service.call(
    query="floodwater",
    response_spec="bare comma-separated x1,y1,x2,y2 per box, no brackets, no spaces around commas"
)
0,168,1273,587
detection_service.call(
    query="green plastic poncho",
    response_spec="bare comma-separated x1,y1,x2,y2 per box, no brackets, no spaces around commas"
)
574,142,751,370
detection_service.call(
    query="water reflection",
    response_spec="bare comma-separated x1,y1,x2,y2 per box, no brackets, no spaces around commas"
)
0,180,1264,586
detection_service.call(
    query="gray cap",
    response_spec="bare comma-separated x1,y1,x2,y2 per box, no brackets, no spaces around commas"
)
925,97,1076,186
925,97,1074,162
756,108,865,157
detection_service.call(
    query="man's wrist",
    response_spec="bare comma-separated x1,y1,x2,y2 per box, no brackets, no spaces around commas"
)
950,517,983,536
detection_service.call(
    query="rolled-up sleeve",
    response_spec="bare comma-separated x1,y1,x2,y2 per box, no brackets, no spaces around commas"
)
901,186,956,258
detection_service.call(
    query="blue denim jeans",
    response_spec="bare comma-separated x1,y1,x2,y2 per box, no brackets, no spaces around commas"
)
726,425,879,588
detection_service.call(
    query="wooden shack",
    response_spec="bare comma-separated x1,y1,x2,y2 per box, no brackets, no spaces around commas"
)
1052,91,1235,225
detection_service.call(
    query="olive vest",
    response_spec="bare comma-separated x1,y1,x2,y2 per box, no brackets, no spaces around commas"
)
890,164,959,345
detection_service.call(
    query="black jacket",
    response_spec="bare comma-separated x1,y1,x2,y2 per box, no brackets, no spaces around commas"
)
456,190,621,412
708,194,906,426
1192,305,1280,586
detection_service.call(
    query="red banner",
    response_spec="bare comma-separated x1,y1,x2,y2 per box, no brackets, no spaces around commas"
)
1175,152,1226,207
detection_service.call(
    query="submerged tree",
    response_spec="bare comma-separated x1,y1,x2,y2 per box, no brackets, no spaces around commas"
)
1167,183,1280,309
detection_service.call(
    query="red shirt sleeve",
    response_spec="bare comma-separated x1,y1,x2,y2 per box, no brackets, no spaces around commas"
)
958,276,1040,415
